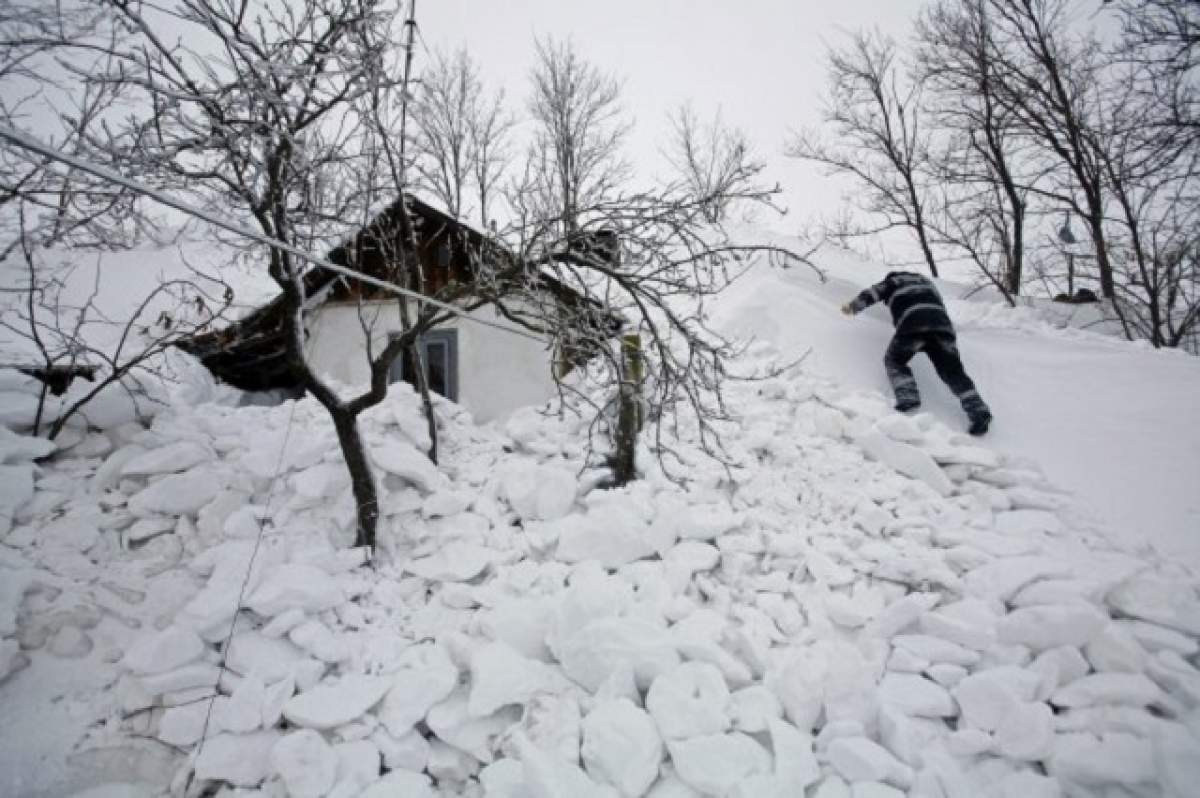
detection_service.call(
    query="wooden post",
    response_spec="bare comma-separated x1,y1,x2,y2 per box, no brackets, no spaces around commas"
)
612,333,643,486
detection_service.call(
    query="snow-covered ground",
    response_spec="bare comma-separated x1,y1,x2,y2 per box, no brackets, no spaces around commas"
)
714,239,1200,569
2,240,1199,798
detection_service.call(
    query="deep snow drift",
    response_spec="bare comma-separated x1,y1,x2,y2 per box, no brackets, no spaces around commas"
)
712,240,1200,569
1,242,1199,798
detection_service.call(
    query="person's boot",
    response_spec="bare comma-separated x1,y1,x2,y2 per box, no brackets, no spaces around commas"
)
967,410,992,436
895,398,921,413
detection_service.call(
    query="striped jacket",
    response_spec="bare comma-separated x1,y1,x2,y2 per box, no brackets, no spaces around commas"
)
848,271,955,335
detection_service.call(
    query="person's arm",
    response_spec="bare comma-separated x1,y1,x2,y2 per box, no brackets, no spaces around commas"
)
842,276,893,315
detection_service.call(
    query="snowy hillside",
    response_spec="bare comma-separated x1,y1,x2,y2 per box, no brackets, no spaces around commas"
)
713,237,1200,569
2,241,1200,798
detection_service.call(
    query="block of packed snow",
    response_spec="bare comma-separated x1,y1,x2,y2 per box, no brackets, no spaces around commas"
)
556,512,656,568
677,503,741,541
0,463,34,525
963,556,1072,602
730,685,784,733
478,596,555,662
923,441,1000,469
848,783,905,798
877,706,945,767
40,515,101,552
224,631,315,683
288,620,349,664
664,541,720,592
377,643,460,735
1155,721,1200,798
93,445,147,491
468,641,570,717
292,462,348,504
764,718,820,794
854,430,953,497
646,662,732,740
558,617,680,692
157,702,210,747
1046,731,1155,788
282,674,390,730
405,541,493,582
127,468,223,517
866,592,941,640
333,739,381,795
1028,646,1091,700
506,732,608,798
1117,620,1199,657
875,414,924,444
0,427,56,463
120,441,210,477
121,625,205,676
359,770,436,798
1006,486,1065,511
192,731,278,787
371,443,447,493
1085,624,1149,673
994,771,1062,798
993,509,1063,537
581,698,663,797
1107,575,1200,637
499,461,577,522
993,701,1054,761
427,686,520,763
0,390,41,429
270,729,338,798
215,674,266,734
1051,672,1164,709
918,599,998,651
945,728,992,757
422,489,473,519
926,663,967,689
997,603,1108,651
246,563,343,617
372,727,430,773
893,635,980,667
953,666,1042,732
668,732,771,796
826,737,913,788
876,673,957,718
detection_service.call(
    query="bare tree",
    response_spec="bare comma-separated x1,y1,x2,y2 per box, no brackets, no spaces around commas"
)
917,0,1032,298
526,37,631,238
788,30,942,277
665,103,768,224
410,47,513,223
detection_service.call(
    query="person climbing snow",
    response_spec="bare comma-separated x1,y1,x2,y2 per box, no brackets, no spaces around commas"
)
841,271,993,435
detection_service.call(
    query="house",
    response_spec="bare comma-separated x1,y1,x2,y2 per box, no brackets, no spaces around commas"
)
178,194,622,423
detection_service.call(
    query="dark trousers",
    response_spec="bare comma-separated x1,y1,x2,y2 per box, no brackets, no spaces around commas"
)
884,332,989,417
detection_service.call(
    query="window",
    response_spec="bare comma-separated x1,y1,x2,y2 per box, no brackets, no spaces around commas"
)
388,329,458,402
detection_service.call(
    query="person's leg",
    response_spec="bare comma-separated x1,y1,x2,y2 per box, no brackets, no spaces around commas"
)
926,334,992,433
884,335,923,411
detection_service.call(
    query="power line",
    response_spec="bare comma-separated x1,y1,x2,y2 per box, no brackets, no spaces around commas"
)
0,124,550,345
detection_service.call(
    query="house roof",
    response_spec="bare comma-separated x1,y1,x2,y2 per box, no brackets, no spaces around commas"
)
177,194,622,392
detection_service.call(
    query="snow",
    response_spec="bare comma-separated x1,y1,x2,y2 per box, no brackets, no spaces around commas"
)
4,234,1200,798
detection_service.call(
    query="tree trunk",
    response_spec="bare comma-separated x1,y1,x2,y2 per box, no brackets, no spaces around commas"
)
331,409,379,550
407,341,439,464
611,334,644,487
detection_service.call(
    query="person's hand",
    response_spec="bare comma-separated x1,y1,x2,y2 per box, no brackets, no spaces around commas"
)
841,303,854,316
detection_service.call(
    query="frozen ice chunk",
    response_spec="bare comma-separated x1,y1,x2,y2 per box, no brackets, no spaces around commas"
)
996,603,1108,651
121,625,205,676
127,468,223,517
558,617,680,692
826,736,913,788
953,666,1041,732
282,674,390,730
377,643,459,736
120,441,210,477
876,673,956,718
405,541,493,582
1051,673,1165,709
246,563,344,617
271,729,338,798
667,732,771,796
853,431,953,497
192,731,278,787
646,662,732,740
468,641,571,717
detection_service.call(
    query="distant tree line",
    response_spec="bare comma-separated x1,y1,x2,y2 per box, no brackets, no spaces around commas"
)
791,0,1199,352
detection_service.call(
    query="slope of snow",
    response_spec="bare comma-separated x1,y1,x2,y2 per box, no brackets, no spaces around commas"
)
711,238,1200,568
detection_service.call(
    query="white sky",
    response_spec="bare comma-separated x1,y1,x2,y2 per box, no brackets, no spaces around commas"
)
416,0,927,236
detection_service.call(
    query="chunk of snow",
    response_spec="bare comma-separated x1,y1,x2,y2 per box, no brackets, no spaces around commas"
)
918,599,998,651
893,635,980,667
225,631,315,683
1045,732,1155,788
558,617,681,692
730,685,784,733
1051,673,1165,709
121,625,205,676
993,701,1054,761
876,673,956,718
667,732,772,796
377,643,459,736
1085,624,1149,673
853,430,953,497
405,541,493,582
557,513,656,568
646,662,732,740
963,556,1071,602
359,770,436,798
127,468,223,517
192,731,278,787
120,441,210,477
468,641,570,717
866,592,941,640
500,461,577,522
581,698,664,798
288,619,349,664
246,563,344,617
1107,575,1200,636
371,444,447,493
282,674,390,730
826,736,913,788
0,428,55,463
271,729,338,798
426,686,520,763
0,463,35,523
996,603,1108,651
952,666,1042,732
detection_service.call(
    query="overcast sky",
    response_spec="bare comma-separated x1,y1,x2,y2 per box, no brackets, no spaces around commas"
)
417,0,928,236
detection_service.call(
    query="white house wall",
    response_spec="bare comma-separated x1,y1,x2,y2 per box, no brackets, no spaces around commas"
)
304,300,557,423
